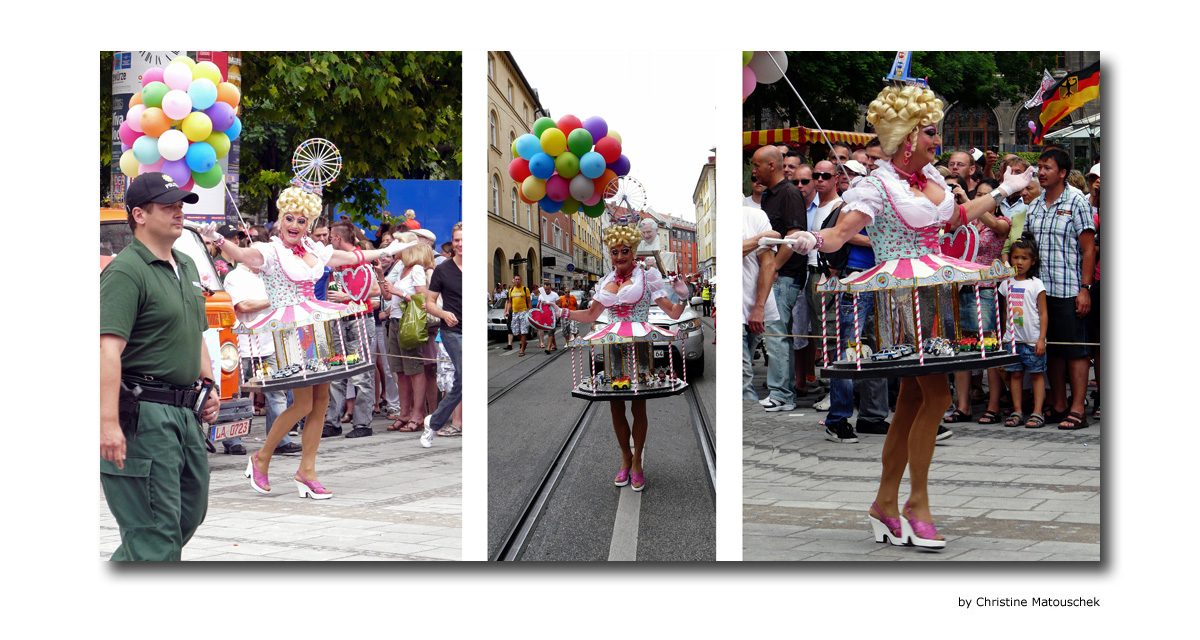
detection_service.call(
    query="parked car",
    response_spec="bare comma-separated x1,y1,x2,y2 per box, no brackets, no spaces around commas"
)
487,297,508,341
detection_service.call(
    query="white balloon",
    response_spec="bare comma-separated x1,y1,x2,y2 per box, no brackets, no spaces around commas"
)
569,174,595,202
157,129,190,162
749,51,788,84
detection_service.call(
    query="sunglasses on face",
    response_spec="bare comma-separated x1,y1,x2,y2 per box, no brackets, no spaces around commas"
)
813,172,834,181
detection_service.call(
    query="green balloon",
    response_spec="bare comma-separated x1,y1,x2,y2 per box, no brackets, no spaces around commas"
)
531,117,556,138
582,201,605,217
142,81,169,109
206,131,231,159
555,151,580,179
742,51,754,67
192,165,224,189
567,128,594,156
561,196,580,215
511,138,519,157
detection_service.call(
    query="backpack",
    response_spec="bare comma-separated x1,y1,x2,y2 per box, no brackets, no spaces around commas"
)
818,202,850,275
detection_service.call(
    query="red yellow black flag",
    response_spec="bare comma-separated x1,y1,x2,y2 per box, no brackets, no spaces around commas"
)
1033,60,1100,145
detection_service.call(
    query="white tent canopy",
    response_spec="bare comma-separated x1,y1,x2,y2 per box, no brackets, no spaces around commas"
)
1045,113,1100,140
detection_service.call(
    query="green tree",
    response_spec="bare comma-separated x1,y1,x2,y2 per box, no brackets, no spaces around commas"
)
238,51,462,224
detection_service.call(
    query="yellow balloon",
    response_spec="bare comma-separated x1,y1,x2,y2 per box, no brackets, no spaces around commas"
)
540,128,567,156
609,130,621,144
522,176,546,201
119,151,140,178
182,112,213,142
193,61,222,85
172,56,196,69
206,131,231,159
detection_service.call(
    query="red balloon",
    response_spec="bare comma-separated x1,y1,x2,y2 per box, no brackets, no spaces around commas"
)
556,114,582,138
593,169,618,197
508,157,531,182
595,136,622,163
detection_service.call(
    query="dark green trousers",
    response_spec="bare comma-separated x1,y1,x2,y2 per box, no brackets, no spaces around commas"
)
101,401,209,561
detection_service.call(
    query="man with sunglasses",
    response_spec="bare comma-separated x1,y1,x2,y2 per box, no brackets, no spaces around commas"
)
744,172,766,209
805,161,844,380
750,145,809,412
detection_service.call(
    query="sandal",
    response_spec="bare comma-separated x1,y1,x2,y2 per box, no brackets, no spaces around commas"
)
944,408,971,423
1057,411,1089,431
340,412,353,423
387,419,406,431
1024,413,1045,429
1044,407,1069,424
397,420,423,432
438,425,462,437
977,410,1002,425
1003,412,1023,427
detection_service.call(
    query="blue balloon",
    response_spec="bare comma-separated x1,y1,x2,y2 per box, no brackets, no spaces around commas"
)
225,116,242,141
579,151,606,179
185,141,217,173
515,133,542,160
132,135,161,164
607,154,631,176
528,153,555,180
188,78,218,110
538,195,563,213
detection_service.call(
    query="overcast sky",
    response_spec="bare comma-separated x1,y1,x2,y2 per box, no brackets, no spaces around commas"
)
509,50,718,223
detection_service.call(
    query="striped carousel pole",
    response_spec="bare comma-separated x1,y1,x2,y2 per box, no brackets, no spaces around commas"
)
590,345,597,397
915,287,924,366
821,291,829,367
853,292,862,371
976,285,986,361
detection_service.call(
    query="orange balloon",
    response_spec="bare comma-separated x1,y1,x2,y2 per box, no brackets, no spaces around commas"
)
216,82,240,108
518,189,537,204
130,92,143,107
139,107,172,137
593,169,618,196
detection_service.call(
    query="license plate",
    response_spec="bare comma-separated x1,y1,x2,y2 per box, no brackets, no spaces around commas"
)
209,418,252,442
653,349,666,359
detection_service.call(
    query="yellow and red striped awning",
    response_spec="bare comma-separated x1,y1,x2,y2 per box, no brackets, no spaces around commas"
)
743,127,874,150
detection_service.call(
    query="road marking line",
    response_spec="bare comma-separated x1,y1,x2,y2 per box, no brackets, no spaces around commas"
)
608,445,643,561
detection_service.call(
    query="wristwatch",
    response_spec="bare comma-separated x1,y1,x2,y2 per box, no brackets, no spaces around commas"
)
991,189,1006,204
1080,284,1091,292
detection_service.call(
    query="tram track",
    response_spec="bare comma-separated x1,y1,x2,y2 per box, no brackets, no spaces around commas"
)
487,347,568,404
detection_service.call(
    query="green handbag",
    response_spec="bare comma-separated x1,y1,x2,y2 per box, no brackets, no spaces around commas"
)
396,293,429,350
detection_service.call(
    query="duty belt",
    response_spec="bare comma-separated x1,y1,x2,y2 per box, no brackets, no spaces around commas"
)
121,375,200,408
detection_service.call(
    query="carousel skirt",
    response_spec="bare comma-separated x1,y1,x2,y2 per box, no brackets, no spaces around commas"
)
579,321,678,345
244,300,368,333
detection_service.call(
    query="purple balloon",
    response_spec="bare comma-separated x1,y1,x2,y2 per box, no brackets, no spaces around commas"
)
582,116,608,143
121,142,132,153
545,174,570,201
606,154,631,176
161,157,192,186
205,101,237,132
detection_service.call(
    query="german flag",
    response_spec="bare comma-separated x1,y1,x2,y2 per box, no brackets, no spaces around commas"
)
1033,60,1100,144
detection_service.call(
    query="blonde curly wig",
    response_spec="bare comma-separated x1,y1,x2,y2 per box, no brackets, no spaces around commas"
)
275,186,324,229
603,223,640,250
866,85,944,156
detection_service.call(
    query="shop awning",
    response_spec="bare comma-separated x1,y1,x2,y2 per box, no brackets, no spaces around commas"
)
1044,113,1100,140
743,126,875,150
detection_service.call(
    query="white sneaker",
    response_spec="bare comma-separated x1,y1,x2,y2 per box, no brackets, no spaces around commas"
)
814,395,831,411
758,397,773,407
420,415,434,448
762,398,795,412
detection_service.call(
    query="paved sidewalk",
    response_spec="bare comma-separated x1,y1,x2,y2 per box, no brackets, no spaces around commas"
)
99,412,462,561
743,396,1100,561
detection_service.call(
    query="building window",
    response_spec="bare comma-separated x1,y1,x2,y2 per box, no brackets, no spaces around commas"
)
523,104,528,123
942,105,998,152
492,174,500,214
525,203,532,231
507,80,513,104
487,53,494,80
542,217,548,242
509,132,516,158
511,189,518,224
489,110,497,148
554,225,562,251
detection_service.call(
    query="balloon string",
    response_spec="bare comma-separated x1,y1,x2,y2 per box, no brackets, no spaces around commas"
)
766,54,853,185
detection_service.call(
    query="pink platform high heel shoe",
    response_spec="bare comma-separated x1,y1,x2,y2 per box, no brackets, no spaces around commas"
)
630,470,645,492
869,502,907,546
246,451,270,494
901,501,946,549
294,472,332,500
614,467,630,487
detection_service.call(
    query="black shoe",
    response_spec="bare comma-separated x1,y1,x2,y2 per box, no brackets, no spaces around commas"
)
321,425,343,438
503,345,513,350
824,420,859,443
856,419,890,435
345,426,373,438
223,443,247,455
936,425,953,441
273,441,303,454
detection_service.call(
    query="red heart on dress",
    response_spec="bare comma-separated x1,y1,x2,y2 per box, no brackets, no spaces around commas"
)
940,224,980,262
340,264,375,302
528,301,557,330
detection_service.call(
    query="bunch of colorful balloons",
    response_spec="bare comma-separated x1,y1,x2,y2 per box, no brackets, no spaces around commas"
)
743,51,788,102
507,114,629,218
116,55,242,191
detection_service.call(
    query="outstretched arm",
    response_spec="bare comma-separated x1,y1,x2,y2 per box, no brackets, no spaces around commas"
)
566,298,608,324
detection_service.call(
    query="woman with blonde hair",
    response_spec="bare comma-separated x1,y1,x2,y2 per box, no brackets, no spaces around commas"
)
384,233,437,432
785,83,1034,548
561,218,691,491
201,186,414,498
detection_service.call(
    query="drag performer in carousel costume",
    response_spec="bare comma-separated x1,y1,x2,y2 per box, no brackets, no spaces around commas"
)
562,219,691,492
200,186,415,499
787,84,1034,548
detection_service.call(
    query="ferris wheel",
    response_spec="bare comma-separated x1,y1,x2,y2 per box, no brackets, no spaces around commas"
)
291,138,342,193
602,175,647,219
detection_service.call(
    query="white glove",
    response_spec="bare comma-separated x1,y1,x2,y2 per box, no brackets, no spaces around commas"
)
998,165,1036,197
381,239,418,257
671,276,690,298
787,230,818,254
197,222,222,243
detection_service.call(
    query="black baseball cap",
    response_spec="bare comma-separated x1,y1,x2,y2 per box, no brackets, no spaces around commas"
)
216,224,245,239
125,172,199,213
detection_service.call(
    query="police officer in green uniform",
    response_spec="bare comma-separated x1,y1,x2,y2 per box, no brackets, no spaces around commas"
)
100,172,221,561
